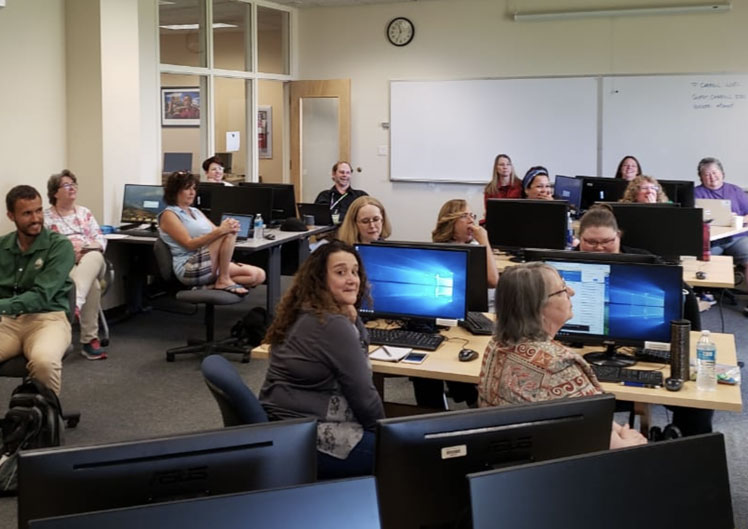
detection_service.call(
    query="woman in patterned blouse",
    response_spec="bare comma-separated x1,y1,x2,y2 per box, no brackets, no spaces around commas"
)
477,262,647,449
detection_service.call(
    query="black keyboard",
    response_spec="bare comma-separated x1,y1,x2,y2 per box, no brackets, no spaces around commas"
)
591,365,664,387
368,328,444,351
459,312,493,336
635,348,671,364
119,228,159,238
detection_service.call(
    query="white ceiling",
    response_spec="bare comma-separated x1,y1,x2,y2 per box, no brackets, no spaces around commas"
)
269,0,431,7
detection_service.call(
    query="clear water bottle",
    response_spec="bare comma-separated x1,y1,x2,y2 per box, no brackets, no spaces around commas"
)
565,211,574,250
696,330,717,391
253,213,264,241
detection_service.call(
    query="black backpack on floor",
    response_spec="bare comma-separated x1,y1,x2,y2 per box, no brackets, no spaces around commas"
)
230,307,269,348
0,379,64,493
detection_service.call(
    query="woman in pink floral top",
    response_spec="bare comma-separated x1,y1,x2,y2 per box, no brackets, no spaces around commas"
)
478,262,647,449
44,170,108,360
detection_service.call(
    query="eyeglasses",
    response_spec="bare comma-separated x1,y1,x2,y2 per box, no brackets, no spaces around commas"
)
60,182,78,190
639,185,659,192
460,212,477,221
581,237,617,248
357,216,382,225
547,281,569,299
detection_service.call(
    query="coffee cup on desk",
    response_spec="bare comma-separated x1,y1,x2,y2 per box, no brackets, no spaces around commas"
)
303,215,315,226
733,216,744,229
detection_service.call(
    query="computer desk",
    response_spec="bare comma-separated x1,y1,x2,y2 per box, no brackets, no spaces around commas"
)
710,224,748,242
493,253,735,288
252,326,741,428
106,225,334,318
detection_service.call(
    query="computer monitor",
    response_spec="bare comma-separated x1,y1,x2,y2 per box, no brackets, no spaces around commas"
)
195,181,224,212
238,182,297,223
658,179,695,208
553,175,583,215
578,176,628,211
29,477,381,529
484,199,569,254
372,240,489,313
375,394,615,529
163,152,193,173
120,184,166,226
523,248,659,265
355,243,469,326
468,433,733,529
214,152,233,173
207,185,273,226
608,203,704,261
542,258,683,366
18,419,317,529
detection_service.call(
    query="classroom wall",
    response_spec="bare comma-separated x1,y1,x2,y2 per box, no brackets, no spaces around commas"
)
0,0,67,234
296,0,748,241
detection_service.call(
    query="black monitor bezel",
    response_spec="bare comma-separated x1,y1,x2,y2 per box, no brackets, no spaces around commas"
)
162,152,193,173
577,176,628,211
375,394,615,529
484,199,569,254
238,182,297,222
553,175,583,212
657,179,696,208
120,184,166,225
206,185,273,226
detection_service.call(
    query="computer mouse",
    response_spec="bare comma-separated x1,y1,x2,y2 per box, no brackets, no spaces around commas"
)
664,377,683,392
458,348,479,362
695,271,706,280
264,233,276,240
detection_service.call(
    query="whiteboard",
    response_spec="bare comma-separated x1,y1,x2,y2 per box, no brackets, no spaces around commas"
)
601,74,748,187
390,78,599,183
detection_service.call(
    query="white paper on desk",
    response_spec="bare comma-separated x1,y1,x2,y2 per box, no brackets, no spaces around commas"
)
369,346,412,362
105,234,129,239
226,131,240,152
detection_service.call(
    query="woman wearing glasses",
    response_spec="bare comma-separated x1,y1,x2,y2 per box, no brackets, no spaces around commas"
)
337,196,392,246
477,262,648,449
44,170,108,359
620,175,670,204
412,199,500,409
521,166,554,200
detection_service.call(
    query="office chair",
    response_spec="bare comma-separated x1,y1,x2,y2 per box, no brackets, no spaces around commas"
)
201,355,268,425
0,286,81,428
153,238,250,363
97,258,115,347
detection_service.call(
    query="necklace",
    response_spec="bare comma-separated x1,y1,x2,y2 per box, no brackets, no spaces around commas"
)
54,205,83,235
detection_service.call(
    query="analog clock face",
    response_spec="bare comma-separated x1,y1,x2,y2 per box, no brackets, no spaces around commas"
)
387,17,414,47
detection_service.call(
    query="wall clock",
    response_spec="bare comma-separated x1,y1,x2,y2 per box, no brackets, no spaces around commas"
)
387,17,414,47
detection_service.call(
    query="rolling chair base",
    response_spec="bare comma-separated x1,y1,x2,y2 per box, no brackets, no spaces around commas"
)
166,337,250,363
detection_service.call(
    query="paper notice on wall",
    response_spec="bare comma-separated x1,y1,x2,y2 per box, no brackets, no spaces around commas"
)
226,131,240,152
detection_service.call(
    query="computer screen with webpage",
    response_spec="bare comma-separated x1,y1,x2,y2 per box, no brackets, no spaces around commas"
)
549,259,683,347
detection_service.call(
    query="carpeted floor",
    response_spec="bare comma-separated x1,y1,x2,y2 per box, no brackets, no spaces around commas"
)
0,284,746,528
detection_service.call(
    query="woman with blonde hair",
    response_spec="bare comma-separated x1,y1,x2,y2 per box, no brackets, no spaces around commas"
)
483,154,522,216
620,175,670,204
337,196,392,246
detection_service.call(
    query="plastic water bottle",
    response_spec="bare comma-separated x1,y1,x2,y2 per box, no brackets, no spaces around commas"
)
565,211,574,250
696,330,717,391
253,213,264,241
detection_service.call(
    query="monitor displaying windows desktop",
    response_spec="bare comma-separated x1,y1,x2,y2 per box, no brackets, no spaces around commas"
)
608,203,704,261
484,199,569,254
544,259,683,366
468,433,734,529
120,184,166,226
355,244,469,324
658,179,695,208
578,176,628,211
553,175,582,215
163,152,193,173
17,419,317,529
372,240,489,313
375,394,615,529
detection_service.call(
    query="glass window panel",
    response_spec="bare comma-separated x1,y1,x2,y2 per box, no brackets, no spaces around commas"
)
160,73,206,178
257,6,289,75
214,77,249,182
159,0,206,67
213,0,251,71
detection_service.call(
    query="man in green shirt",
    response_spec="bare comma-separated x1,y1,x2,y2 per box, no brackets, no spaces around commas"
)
0,185,74,395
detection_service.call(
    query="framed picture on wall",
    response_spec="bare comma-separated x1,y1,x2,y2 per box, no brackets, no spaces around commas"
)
258,105,272,159
162,87,200,127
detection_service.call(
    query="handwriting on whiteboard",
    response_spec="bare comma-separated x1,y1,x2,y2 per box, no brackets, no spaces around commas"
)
690,80,746,110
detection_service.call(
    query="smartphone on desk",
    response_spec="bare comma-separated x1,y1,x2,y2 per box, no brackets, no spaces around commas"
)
401,352,427,364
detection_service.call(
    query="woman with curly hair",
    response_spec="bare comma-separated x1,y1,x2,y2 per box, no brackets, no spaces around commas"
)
620,175,670,204
260,240,384,479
